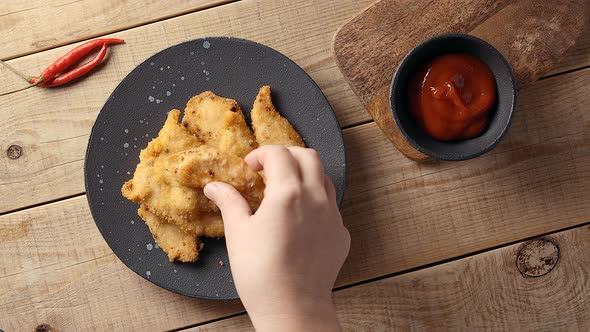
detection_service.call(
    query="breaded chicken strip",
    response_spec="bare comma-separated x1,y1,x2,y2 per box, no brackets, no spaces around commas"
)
138,206,200,263
251,86,305,147
169,145,265,211
182,91,257,158
122,110,217,226
175,210,224,238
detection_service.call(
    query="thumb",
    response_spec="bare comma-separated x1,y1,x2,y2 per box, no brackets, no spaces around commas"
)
204,182,251,230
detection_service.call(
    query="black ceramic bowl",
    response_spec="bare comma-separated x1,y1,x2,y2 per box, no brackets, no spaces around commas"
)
390,34,516,161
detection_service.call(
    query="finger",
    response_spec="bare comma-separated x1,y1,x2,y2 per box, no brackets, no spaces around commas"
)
286,147,325,187
324,175,337,204
204,182,251,234
244,145,301,186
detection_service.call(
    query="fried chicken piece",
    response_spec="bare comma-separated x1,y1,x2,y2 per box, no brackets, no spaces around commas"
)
251,86,305,147
123,88,307,263
152,154,218,213
182,91,257,158
168,145,265,210
122,110,216,226
175,210,225,238
138,206,199,263
218,111,258,158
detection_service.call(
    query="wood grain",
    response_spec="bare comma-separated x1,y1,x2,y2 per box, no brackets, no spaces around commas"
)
0,0,231,60
548,26,590,75
0,196,244,331
1,67,588,330
0,0,373,214
333,0,589,160
189,225,590,332
470,0,589,84
1,1,589,330
338,68,589,286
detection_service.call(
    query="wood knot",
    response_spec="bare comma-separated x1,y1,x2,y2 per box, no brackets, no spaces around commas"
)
34,324,54,332
7,145,23,159
516,239,559,277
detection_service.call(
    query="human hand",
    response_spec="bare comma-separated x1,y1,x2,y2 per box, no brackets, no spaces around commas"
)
204,145,350,332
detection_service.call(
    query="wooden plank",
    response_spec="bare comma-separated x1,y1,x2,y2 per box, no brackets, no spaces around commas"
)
0,0,372,214
1,68,588,330
188,225,590,332
0,0,232,60
0,196,244,331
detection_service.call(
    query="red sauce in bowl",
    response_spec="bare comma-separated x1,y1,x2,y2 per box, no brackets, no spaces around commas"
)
409,54,496,141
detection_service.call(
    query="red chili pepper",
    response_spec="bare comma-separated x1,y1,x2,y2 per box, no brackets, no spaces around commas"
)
31,37,124,84
31,43,108,87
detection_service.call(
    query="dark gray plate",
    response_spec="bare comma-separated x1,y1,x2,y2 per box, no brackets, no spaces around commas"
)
84,37,346,299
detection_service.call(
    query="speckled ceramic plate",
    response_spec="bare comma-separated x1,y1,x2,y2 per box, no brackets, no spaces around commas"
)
84,37,346,299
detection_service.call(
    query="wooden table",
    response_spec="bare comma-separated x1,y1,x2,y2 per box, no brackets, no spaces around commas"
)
0,1,588,331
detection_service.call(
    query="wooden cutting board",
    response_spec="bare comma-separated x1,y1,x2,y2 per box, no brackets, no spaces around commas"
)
333,0,589,161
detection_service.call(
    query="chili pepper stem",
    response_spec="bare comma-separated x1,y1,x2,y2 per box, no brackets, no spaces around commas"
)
0,59,33,82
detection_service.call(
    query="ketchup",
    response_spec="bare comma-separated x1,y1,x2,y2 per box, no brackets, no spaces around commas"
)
409,54,496,141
